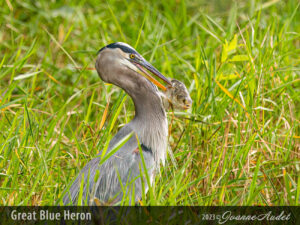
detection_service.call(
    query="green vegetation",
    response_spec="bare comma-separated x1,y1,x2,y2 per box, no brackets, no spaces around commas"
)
0,0,299,205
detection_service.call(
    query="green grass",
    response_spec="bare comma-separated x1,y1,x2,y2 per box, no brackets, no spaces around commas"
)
0,0,299,206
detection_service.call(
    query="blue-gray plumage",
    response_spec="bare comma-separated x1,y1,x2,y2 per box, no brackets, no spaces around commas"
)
62,42,172,205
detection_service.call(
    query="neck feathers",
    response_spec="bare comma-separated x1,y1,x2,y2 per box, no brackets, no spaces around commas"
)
131,90,168,169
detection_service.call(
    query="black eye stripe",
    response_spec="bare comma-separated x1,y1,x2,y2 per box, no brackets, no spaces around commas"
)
98,43,138,55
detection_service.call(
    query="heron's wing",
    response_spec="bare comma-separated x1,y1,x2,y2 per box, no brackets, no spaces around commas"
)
63,126,154,205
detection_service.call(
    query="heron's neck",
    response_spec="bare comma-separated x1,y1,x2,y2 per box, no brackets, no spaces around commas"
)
130,90,168,168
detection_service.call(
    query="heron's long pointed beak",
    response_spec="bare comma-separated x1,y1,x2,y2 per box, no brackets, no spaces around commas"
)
134,60,171,91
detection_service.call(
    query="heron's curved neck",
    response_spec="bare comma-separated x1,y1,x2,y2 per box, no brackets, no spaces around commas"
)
133,92,165,120
130,88,168,167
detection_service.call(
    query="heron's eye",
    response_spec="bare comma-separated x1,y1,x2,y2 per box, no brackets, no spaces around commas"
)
130,54,135,59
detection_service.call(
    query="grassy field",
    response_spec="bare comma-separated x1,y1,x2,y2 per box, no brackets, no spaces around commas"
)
0,0,299,206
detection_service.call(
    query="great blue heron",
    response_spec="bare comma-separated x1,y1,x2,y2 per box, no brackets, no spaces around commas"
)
63,42,174,205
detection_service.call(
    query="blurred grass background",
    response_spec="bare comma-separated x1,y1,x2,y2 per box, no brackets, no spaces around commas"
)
0,0,299,205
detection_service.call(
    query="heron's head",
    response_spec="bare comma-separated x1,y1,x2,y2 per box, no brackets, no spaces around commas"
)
95,42,171,93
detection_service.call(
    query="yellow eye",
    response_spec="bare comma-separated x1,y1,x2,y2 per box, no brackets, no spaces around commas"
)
130,54,135,59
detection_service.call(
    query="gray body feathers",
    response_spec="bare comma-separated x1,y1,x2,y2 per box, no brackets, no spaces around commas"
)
63,115,166,205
